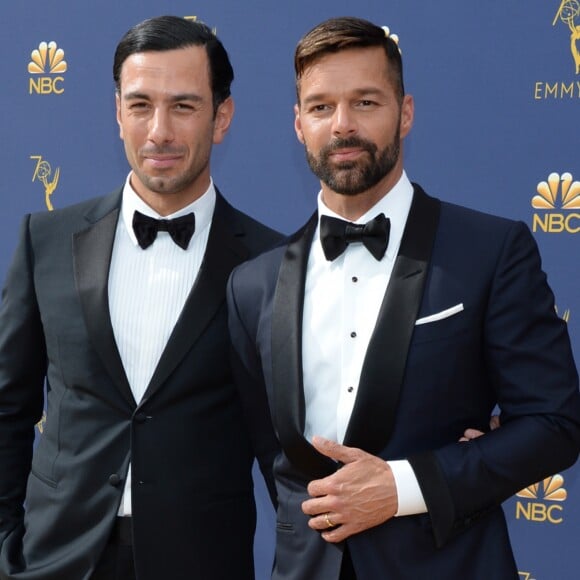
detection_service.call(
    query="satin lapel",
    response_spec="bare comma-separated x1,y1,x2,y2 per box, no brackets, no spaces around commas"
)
141,194,248,403
73,192,135,407
343,186,441,453
272,212,337,479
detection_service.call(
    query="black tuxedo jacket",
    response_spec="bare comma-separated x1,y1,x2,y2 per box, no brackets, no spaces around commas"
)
0,188,281,580
227,185,580,580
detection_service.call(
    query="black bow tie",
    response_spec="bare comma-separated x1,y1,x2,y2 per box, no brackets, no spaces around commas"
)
319,213,390,261
132,210,196,250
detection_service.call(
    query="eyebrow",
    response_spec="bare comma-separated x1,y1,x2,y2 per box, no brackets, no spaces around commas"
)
122,91,205,103
301,87,388,107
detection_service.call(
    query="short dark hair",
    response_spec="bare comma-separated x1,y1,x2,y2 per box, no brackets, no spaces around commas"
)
294,16,404,102
113,15,234,112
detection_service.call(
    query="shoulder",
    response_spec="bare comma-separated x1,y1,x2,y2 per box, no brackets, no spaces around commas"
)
214,189,285,257
28,189,122,231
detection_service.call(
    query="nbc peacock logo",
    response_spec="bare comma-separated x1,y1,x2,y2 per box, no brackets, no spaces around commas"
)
531,172,580,233
28,41,67,95
515,474,567,524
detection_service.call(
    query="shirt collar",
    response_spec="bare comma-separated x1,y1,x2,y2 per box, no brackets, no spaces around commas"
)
121,173,216,247
316,171,414,261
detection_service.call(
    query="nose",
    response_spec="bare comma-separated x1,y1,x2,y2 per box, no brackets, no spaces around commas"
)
148,107,174,144
332,103,357,137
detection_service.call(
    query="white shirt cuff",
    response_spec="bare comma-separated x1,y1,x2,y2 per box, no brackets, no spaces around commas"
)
388,459,428,516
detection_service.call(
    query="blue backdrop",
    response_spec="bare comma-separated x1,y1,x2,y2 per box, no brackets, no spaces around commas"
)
1,2,578,579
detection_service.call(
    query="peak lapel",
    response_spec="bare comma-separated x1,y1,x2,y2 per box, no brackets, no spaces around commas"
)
73,192,135,407
141,194,248,403
272,213,337,479
343,186,441,453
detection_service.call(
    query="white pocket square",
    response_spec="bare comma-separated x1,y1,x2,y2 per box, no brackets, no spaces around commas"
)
415,303,464,326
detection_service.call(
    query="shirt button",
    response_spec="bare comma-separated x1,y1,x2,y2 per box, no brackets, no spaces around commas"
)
352,276,358,283
108,474,122,487
350,331,357,338
347,386,354,393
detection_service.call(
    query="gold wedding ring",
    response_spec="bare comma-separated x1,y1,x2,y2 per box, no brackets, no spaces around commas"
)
324,513,335,528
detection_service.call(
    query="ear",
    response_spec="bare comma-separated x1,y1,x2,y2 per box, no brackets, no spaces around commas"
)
115,92,124,140
399,94,414,139
213,96,235,144
294,103,305,144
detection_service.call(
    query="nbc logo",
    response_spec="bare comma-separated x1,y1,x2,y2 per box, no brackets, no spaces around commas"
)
28,41,67,95
515,474,567,524
183,15,217,35
531,172,580,233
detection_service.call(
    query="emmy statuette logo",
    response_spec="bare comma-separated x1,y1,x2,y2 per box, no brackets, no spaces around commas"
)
533,2,580,99
554,0,580,73
31,155,60,210
28,41,67,94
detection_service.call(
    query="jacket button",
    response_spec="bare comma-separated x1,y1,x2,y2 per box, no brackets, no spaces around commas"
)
108,474,122,487
134,413,147,423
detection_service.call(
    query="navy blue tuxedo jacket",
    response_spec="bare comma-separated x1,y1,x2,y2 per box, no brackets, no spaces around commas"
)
0,188,281,580
227,185,580,580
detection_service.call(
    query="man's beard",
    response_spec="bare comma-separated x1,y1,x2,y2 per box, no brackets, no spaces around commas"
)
305,130,400,196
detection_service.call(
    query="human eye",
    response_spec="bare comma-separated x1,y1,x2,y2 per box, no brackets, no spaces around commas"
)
307,103,331,114
127,100,150,112
174,102,196,112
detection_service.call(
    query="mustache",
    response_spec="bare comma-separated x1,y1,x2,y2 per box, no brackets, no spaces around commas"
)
322,137,377,156
140,146,185,156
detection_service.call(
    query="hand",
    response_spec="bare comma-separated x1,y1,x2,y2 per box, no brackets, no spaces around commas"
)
301,436,398,543
459,414,501,442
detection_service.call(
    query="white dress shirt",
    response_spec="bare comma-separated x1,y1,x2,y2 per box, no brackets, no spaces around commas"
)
302,171,426,516
108,174,215,515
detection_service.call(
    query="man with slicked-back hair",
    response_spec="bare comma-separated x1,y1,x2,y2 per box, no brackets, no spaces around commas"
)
0,15,280,580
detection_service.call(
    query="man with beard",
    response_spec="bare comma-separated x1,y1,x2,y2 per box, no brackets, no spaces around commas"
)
226,16,580,580
0,16,280,580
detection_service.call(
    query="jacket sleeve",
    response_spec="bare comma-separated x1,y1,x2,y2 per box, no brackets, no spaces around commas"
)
227,267,279,507
409,221,580,547
0,216,47,544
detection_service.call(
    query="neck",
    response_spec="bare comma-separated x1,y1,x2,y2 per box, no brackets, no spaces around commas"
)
321,167,403,221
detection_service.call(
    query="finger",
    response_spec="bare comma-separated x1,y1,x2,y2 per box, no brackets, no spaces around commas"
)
462,428,485,440
311,435,363,464
302,496,332,516
321,524,350,543
308,512,340,531
490,415,500,430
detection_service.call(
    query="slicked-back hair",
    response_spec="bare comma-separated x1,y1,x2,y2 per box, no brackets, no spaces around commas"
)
294,16,404,103
113,15,234,114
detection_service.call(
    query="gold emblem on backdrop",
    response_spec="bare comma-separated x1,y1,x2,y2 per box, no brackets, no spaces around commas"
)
36,411,46,434
515,474,568,524
28,41,67,94
531,172,580,233
554,0,580,74
555,306,571,322
31,155,60,211
533,2,580,99
183,15,217,35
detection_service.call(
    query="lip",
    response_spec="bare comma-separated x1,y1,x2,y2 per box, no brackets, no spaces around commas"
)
329,148,365,162
143,155,182,169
